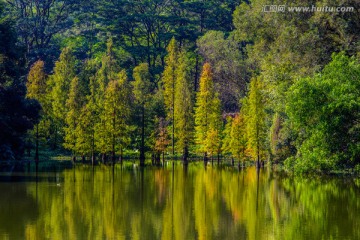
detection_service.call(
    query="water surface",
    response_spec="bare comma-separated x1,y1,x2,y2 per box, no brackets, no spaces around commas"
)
0,162,359,239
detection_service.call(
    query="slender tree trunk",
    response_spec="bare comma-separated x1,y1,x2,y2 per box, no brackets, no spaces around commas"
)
172,108,175,159
119,148,123,163
112,143,115,164
194,55,199,92
203,152,208,163
91,128,95,165
256,125,260,168
102,153,106,164
112,112,116,164
35,123,39,162
183,145,188,164
242,149,245,167
172,68,175,158
156,153,161,165
162,151,165,166
72,155,76,163
217,152,220,165
91,154,95,165
140,106,145,167
54,125,57,149
82,155,85,163
147,32,151,69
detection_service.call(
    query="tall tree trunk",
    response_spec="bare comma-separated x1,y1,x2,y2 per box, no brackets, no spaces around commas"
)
53,124,57,150
172,96,175,158
140,106,145,167
162,151,165,166
111,143,115,164
194,55,199,92
256,125,260,168
91,128,95,165
183,145,188,164
119,148,123,163
82,155,85,163
35,123,39,162
112,112,116,164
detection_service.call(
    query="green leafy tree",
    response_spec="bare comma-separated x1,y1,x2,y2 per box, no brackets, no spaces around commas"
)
26,60,49,161
230,114,247,166
286,53,360,173
100,70,132,163
64,77,84,161
27,61,48,105
246,77,267,167
6,0,79,66
162,37,179,156
194,62,222,161
222,116,233,157
174,50,194,163
132,63,152,166
205,128,221,162
49,47,76,148
154,117,170,164
76,61,100,164
94,39,120,161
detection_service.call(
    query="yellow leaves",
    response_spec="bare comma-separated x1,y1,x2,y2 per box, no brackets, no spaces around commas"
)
162,37,178,115
205,128,221,157
194,63,222,154
132,63,151,104
26,60,47,103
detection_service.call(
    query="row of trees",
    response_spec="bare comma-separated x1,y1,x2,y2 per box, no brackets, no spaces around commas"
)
26,37,269,166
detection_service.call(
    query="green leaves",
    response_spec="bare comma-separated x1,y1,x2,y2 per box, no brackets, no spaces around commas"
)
245,77,267,164
194,63,222,155
286,53,360,172
174,50,194,155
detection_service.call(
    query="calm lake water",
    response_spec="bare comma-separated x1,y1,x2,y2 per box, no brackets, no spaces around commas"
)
0,162,360,240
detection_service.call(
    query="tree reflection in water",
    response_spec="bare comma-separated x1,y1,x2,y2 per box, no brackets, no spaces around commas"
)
1,163,360,240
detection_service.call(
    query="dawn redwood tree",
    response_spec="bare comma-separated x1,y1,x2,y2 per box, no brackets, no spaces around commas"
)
94,39,119,162
101,70,131,163
174,50,194,163
64,76,84,162
49,47,76,149
162,37,179,157
194,62,221,162
246,77,267,168
154,117,170,165
230,113,247,166
132,63,152,166
222,116,233,160
26,60,48,161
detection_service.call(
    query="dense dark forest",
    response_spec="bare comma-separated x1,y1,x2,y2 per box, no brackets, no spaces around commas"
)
0,0,359,173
